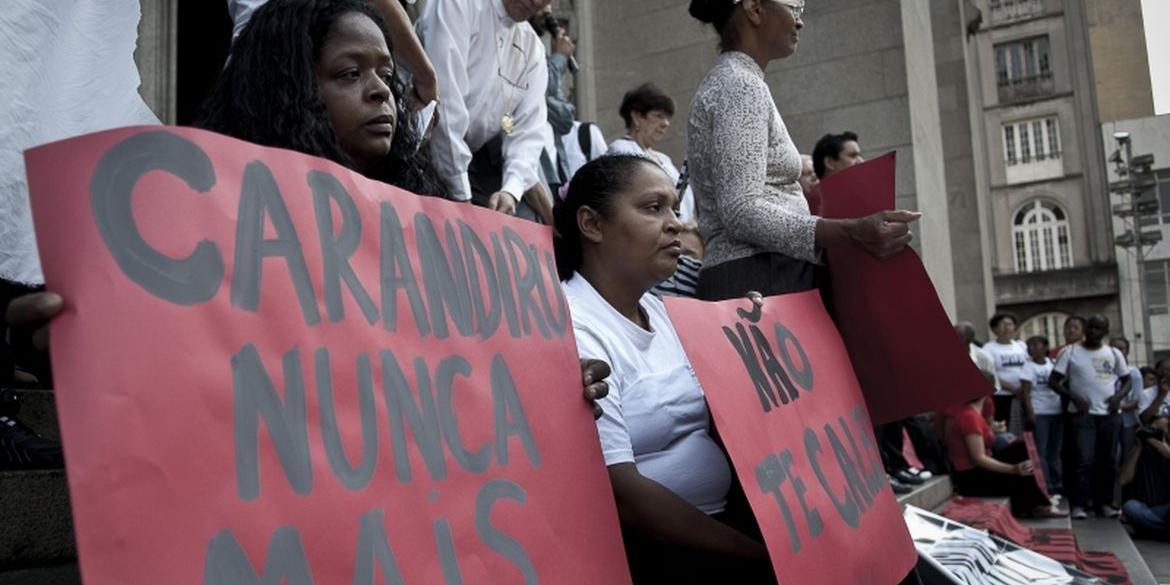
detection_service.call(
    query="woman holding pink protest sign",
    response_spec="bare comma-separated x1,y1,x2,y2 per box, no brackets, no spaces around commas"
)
554,154,775,584
685,0,919,300
198,0,443,197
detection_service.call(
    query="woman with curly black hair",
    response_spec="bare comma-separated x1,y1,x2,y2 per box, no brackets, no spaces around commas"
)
199,0,443,197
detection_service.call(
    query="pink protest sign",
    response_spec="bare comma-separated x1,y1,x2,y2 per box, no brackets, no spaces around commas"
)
665,291,917,585
25,127,631,585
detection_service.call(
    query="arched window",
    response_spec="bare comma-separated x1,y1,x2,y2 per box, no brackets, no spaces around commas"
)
1020,311,1067,346
1012,200,1071,272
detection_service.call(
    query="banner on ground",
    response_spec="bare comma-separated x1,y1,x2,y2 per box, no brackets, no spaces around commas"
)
819,153,991,424
25,127,631,585
664,291,918,585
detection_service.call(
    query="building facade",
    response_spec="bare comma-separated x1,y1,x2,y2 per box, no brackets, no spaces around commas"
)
964,0,1121,345
134,0,1156,353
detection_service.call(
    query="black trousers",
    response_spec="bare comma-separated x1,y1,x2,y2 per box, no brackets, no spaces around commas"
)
991,395,1014,424
695,253,817,301
621,508,776,585
467,134,505,208
1068,413,1121,510
878,416,949,475
953,441,1049,516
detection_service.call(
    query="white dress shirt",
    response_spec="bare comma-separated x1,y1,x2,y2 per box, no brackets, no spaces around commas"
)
416,0,548,202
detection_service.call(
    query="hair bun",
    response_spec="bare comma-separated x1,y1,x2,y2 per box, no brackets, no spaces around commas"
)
688,0,721,24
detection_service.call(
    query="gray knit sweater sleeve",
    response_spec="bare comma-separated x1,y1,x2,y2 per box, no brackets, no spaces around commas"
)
687,52,818,266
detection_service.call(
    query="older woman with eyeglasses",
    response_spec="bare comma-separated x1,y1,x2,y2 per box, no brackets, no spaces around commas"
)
687,0,921,300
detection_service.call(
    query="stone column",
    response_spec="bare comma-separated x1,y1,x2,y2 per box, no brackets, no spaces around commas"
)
135,0,178,124
573,0,598,122
901,0,958,318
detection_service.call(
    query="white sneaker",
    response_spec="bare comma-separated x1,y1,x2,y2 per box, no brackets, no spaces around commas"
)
907,466,933,480
1049,494,1063,507
1071,506,1088,520
1100,505,1121,519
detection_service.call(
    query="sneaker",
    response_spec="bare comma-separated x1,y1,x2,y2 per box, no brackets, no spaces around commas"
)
1100,505,1121,519
907,467,933,481
1030,505,1069,519
893,469,926,486
1071,506,1089,520
0,391,64,471
888,475,914,495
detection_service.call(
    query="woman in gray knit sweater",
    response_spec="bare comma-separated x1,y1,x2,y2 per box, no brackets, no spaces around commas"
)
687,0,920,300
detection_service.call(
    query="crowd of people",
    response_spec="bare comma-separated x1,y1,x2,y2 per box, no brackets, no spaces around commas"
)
954,313,1170,537
0,0,1166,583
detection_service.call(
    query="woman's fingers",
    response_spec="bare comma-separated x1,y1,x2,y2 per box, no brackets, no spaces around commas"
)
6,292,63,327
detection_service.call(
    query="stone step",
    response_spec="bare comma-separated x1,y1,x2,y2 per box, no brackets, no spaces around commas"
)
2,388,60,441
1072,517,1159,585
1133,538,1170,585
0,469,75,570
0,563,80,585
897,475,953,512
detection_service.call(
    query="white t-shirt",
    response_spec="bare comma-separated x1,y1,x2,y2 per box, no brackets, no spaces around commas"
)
561,121,607,182
563,273,731,515
1023,358,1060,415
969,343,1000,391
983,340,1031,396
1053,344,1128,415
1138,386,1170,421
606,138,696,225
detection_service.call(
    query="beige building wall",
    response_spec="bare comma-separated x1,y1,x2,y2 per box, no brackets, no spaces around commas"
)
575,0,991,322
1085,0,1154,123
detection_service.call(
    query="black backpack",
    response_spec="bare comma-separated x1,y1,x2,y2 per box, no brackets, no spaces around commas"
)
577,122,597,162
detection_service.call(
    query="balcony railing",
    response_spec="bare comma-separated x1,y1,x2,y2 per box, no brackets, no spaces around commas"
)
988,0,1044,24
997,72,1055,103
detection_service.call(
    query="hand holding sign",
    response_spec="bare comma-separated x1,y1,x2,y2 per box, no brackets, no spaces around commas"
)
5,291,63,352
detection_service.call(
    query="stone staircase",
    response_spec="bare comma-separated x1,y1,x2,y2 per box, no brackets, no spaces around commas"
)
0,388,78,585
3,388,1167,584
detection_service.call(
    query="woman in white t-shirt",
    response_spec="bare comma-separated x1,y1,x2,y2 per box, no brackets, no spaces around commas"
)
983,313,1031,430
1023,335,1063,498
553,154,774,584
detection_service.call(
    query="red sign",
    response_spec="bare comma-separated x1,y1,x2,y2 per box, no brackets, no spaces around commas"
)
820,153,990,424
664,291,917,585
25,127,631,585
1023,432,1050,497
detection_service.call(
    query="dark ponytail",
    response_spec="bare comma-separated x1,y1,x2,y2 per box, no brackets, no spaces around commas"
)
553,155,661,281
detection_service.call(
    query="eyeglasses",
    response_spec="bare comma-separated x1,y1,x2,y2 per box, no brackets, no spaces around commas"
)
733,0,805,20
774,0,805,19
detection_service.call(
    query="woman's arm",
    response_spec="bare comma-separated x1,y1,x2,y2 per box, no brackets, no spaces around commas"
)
1140,385,1169,425
1019,379,1034,422
370,0,438,108
1119,440,1143,486
963,434,1028,476
607,463,768,560
814,211,920,260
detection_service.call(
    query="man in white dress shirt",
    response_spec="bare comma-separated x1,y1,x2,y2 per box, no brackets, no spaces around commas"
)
416,0,551,216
